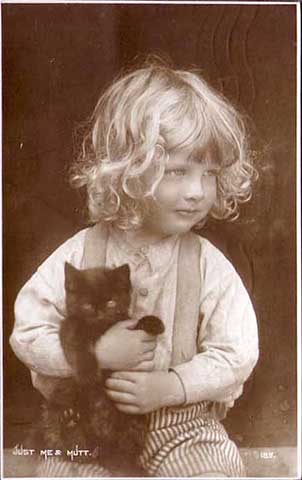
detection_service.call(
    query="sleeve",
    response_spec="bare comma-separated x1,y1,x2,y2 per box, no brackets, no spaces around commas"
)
9,229,87,378
171,239,259,405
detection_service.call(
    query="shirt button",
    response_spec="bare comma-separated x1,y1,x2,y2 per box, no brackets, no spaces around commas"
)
139,288,149,297
140,246,149,255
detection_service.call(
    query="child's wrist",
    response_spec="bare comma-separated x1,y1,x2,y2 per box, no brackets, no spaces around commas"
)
161,370,186,408
94,336,109,369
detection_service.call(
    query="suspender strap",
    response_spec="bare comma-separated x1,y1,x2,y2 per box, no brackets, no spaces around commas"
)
82,223,109,269
82,224,201,367
171,232,201,367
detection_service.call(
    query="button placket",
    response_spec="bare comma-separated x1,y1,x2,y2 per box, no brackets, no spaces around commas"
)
139,287,149,297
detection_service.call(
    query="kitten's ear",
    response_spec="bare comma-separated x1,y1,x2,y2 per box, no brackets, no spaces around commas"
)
114,264,131,286
64,262,80,292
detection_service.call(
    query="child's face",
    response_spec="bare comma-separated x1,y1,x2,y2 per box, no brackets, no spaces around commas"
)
143,148,218,238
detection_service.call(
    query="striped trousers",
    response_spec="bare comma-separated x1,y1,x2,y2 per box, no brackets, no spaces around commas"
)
36,401,245,477
140,401,245,477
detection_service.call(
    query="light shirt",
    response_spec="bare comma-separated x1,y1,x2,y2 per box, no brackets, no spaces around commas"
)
10,227,259,407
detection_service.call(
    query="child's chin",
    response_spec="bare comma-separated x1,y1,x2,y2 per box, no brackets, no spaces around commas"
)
164,224,195,236
171,219,202,234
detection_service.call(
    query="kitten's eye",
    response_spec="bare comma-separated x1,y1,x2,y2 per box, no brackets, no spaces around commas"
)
106,300,117,309
82,303,94,312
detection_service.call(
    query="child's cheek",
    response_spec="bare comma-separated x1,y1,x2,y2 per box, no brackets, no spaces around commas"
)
205,177,218,198
153,180,178,203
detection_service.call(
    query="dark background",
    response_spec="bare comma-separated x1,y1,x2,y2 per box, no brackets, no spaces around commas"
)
3,3,297,448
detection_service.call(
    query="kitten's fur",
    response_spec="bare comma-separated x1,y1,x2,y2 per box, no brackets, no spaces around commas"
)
33,262,164,475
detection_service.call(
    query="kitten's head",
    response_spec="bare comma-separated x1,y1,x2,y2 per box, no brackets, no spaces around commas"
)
64,262,131,330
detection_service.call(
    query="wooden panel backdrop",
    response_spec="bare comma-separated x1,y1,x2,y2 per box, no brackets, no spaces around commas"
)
3,3,297,448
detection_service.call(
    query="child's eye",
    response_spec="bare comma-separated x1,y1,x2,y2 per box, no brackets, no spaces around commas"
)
202,169,219,177
82,303,94,312
165,169,186,177
106,299,117,308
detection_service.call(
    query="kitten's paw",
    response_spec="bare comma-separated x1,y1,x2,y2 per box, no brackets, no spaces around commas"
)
60,408,81,428
136,316,165,335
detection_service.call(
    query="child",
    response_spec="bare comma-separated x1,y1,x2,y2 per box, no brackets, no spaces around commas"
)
10,62,259,478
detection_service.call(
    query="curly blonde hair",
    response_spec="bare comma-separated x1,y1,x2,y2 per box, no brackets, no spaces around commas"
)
70,61,257,229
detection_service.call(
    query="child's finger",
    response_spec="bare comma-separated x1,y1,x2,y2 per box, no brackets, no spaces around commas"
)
105,377,134,391
135,360,154,371
107,371,138,383
115,403,140,414
142,343,156,354
141,334,157,344
105,389,136,405
142,350,155,361
123,319,141,329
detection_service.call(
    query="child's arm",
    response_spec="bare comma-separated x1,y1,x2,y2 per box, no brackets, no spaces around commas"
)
105,369,184,414
10,247,78,378
10,230,92,378
10,230,156,385
105,240,258,413
11,271,155,378
170,271,258,406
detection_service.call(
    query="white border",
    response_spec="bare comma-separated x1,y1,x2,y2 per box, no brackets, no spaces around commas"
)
0,1,300,479
0,0,300,5
0,4,3,480
296,1,301,479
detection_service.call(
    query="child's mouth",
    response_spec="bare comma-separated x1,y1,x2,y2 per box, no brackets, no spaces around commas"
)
176,209,199,217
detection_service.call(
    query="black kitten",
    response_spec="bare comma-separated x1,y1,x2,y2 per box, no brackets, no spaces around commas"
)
33,262,164,476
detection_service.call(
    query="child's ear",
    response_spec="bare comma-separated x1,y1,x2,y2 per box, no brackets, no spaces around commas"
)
64,262,80,292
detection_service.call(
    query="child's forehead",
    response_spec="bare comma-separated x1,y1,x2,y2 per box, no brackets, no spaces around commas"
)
167,145,218,165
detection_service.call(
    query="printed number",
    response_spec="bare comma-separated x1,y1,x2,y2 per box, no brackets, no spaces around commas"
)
260,451,276,459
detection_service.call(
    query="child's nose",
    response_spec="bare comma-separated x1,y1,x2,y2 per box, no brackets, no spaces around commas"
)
184,176,205,201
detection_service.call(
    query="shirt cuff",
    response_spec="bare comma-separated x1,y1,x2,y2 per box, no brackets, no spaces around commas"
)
171,359,238,405
168,367,187,405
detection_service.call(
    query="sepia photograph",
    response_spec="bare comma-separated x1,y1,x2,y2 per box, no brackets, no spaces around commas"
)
1,1,300,478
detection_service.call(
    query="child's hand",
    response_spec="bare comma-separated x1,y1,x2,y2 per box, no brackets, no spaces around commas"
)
105,370,185,414
95,320,157,371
